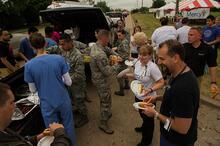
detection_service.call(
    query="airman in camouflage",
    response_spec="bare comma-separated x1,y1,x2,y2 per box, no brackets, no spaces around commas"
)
59,34,88,128
113,20,130,47
114,29,130,96
46,39,91,103
89,29,118,134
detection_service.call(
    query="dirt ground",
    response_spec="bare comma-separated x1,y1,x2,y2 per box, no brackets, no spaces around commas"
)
75,15,220,146
76,78,144,146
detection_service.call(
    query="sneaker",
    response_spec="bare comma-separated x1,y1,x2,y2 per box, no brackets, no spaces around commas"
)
135,126,143,133
114,91,124,96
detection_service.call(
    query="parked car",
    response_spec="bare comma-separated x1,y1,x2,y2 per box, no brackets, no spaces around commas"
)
106,12,123,24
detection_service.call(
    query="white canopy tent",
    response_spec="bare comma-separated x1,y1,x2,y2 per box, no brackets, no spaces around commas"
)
156,2,176,19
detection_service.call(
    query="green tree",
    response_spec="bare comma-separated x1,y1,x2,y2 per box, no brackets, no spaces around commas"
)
27,0,52,11
0,0,52,28
94,1,110,13
0,0,29,14
152,0,166,8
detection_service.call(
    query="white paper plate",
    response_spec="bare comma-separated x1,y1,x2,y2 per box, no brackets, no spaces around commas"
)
130,80,146,100
37,136,54,146
133,102,155,110
125,60,134,67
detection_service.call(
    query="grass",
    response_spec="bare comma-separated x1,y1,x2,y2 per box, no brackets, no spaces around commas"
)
210,11,220,17
132,13,160,37
132,12,220,100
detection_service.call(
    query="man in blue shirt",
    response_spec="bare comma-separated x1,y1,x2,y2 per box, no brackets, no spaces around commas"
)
202,15,220,59
19,27,38,61
24,33,77,146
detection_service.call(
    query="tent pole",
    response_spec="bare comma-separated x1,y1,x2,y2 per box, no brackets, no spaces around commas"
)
176,0,179,14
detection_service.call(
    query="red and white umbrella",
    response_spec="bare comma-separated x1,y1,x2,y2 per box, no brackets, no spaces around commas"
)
179,0,220,10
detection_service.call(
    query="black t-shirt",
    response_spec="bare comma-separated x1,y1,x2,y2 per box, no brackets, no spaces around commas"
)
0,41,16,68
160,70,200,145
183,42,217,77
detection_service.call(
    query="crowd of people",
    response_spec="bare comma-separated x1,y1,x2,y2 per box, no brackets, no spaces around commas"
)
0,14,219,146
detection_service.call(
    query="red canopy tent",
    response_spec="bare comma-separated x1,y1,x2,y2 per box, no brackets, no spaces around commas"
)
179,0,220,11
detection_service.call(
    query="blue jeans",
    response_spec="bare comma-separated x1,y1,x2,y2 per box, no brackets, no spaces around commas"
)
160,135,194,146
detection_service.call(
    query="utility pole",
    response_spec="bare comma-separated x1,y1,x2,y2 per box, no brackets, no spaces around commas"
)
176,0,179,15
141,0,143,8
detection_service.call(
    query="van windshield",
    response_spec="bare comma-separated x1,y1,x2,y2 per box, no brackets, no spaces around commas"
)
106,13,122,18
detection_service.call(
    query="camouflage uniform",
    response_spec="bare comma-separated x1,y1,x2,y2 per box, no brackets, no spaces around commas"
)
115,39,130,94
46,45,62,54
89,42,117,122
113,28,130,47
62,48,88,120
73,40,87,51
124,29,131,44
103,46,118,57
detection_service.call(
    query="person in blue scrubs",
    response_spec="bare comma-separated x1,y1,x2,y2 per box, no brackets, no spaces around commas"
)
24,33,77,146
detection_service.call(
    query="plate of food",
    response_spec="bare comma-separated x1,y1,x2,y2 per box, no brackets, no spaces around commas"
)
130,80,146,100
133,102,155,110
37,136,54,146
109,55,119,65
125,60,134,67
12,98,37,121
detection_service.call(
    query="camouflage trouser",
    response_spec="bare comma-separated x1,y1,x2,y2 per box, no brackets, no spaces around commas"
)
82,82,89,100
95,81,112,121
116,64,127,89
70,83,88,116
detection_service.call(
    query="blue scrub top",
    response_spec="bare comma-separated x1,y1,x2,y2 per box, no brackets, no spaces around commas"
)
24,54,70,108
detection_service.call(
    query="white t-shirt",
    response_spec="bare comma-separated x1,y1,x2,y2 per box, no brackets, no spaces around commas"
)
151,26,178,48
177,25,191,44
133,59,163,96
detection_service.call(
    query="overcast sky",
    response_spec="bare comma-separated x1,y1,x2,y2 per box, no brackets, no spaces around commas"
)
94,0,175,10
